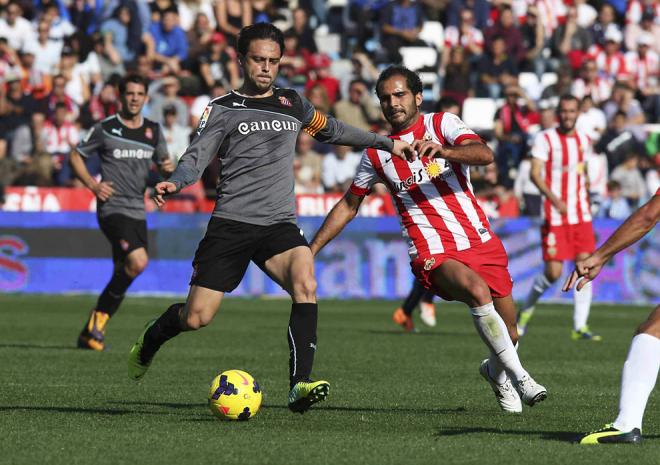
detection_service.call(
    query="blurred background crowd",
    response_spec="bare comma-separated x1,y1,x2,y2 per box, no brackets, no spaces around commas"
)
0,0,658,219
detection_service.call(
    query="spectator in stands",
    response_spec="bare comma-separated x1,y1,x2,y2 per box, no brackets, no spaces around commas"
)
58,45,99,108
0,2,36,52
441,8,484,71
294,132,323,194
552,5,593,71
80,80,119,129
17,48,51,101
589,3,620,48
41,2,76,43
150,0,179,22
40,73,79,123
603,81,647,142
334,79,382,132
190,80,226,129
279,30,310,89
441,46,472,106
251,0,286,25
576,95,607,143
214,0,252,48
599,179,633,219
540,64,574,102
436,95,460,115
185,12,214,69
593,26,628,83
0,73,35,164
149,75,188,127
322,145,362,193
150,8,188,74
349,52,380,88
476,36,518,99
493,85,538,187
571,58,612,105
29,19,63,76
305,82,333,115
520,5,546,76
40,101,79,186
446,0,490,30
646,155,660,193
379,0,425,63
101,4,137,67
199,32,240,91
625,9,660,55
162,105,190,163
484,6,526,66
305,54,340,105
625,33,660,122
597,111,644,170
610,152,647,207
287,7,317,54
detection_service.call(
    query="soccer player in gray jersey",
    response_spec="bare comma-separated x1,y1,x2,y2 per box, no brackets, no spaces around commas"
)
127,23,413,414
70,74,173,351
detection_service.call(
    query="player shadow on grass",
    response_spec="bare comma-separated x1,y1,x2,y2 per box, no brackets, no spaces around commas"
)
434,427,660,443
0,406,174,416
0,343,79,350
365,330,470,337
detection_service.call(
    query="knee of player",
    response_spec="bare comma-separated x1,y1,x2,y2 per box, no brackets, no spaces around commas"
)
185,311,212,330
126,257,149,276
636,307,660,338
292,276,317,301
467,279,492,306
545,269,562,283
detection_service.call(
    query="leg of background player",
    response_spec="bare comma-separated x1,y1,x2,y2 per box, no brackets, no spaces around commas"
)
262,245,329,412
580,306,660,444
419,288,437,327
78,247,148,351
572,252,601,341
392,279,424,332
518,260,562,336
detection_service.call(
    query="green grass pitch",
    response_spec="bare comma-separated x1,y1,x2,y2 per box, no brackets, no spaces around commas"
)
1,294,658,465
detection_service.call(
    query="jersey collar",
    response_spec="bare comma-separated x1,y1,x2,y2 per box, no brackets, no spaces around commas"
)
390,115,425,139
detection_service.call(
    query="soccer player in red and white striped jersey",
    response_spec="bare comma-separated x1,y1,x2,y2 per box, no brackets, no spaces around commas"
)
517,95,600,340
310,66,547,412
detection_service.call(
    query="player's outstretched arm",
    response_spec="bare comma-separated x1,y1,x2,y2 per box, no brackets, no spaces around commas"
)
563,194,660,291
411,139,493,165
310,192,365,256
69,150,114,201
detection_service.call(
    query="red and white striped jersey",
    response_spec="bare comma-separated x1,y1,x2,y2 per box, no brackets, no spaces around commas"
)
626,0,660,24
591,48,628,80
570,77,612,105
349,113,491,259
625,50,659,89
514,0,567,38
43,121,79,154
531,128,593,226
443,25,484,50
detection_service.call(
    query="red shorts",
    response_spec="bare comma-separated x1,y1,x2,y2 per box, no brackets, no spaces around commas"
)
541,222,596,261
411,237,513,301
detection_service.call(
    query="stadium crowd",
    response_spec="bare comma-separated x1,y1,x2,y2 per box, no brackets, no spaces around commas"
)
0,0,658,218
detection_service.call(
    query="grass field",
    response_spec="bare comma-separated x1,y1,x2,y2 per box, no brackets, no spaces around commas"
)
1,294,658,465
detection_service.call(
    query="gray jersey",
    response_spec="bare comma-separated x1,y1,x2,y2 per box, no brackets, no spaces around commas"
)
77,115,169,219
169,88,394,226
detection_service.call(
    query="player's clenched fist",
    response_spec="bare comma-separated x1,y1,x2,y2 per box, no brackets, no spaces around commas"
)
153,181,178,207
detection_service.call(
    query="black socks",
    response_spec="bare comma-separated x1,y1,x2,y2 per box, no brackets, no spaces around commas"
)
288,303,318,388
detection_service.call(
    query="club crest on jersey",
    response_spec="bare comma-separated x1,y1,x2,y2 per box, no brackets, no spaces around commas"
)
423,257,436,271
196,105,212,135
279,96,292,107
423,132,433,141
145,127,153,139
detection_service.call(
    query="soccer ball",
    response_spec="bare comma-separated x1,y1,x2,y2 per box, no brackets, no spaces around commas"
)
208,370,262,420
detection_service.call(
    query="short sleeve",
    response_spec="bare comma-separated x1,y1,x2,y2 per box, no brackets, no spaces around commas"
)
530,132,549,162
76,123,104,158
152,124,170,164
349,151,379,196
440,112,480,146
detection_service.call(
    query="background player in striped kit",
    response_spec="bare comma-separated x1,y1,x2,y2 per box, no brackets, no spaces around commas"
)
310,66,547,413
517,95,601,341
70,74,173,351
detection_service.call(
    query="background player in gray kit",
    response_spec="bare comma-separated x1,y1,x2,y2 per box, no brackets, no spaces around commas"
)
127,23,414,414
70,74,173,351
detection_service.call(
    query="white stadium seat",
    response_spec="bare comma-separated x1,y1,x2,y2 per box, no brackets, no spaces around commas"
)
462,98,498,132
399,46,438,71
419,21,444,52
518,72,541,100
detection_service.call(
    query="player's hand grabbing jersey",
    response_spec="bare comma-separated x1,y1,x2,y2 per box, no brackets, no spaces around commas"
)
169,88,393,226
349,113,492,259
76,115,169,219
531,128,593,226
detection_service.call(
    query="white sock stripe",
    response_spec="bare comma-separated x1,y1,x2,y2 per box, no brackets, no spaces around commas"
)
288,326,297,378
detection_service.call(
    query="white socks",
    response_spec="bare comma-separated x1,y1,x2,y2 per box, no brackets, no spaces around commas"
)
489,342,519,385
573,280,592,330
522,273,552,313
471,302,528,384
613,333,660,432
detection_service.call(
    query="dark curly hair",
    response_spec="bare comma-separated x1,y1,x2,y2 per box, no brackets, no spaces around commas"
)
375,65,423,98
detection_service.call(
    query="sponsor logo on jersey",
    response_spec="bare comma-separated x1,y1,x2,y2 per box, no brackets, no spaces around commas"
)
424,159,443,179
279,96,292,107
145,127,153,139
393,168,424,192
237,119,299,135
111,127,123,137
112,148,154,159
196,105,212,135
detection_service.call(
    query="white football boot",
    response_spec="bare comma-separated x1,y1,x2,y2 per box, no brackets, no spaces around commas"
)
419,302,437,327
479,359,522,413
514,374,547,406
